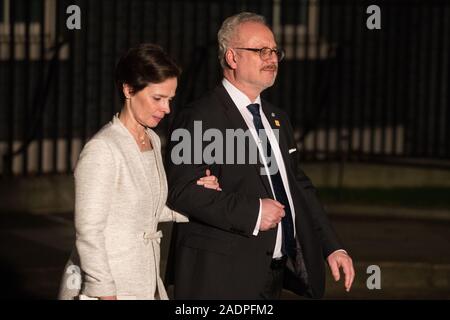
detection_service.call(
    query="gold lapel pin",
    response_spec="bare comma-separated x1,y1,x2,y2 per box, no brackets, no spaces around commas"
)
274,120,280,127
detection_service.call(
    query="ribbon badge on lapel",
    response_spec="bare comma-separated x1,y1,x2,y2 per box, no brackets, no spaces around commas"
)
271,112,280,127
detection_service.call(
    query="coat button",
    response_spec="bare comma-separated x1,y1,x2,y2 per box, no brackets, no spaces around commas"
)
266,250,273,256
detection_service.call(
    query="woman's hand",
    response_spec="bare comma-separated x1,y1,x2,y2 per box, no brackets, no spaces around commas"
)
98,296,117,300
196,169,222,191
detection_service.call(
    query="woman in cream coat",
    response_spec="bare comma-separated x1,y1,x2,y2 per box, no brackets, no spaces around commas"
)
58,44,220,300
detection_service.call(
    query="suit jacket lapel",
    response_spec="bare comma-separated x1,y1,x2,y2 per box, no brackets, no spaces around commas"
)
213,85,272,196
261,102,294,177
147,129,166,217
112,116,153,203
213,85,249,130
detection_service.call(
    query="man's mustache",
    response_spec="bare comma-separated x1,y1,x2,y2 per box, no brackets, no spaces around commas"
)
262,65,277,71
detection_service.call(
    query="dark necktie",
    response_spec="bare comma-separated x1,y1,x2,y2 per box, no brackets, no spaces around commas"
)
247,103,296,259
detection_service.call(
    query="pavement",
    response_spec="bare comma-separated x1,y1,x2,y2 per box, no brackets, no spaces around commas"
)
1,205,449,300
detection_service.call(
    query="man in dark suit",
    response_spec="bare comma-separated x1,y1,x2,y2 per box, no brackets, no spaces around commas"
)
166,12,354,299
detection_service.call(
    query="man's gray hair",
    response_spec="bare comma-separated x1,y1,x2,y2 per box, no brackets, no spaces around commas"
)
217,12,268,69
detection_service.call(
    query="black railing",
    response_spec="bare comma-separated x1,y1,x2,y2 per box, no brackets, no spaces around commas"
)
1,0,449,176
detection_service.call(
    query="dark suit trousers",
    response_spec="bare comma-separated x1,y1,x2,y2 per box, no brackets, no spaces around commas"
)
260,256,287,299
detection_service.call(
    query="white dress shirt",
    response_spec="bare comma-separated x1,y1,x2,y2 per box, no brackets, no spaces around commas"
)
222,78,297,259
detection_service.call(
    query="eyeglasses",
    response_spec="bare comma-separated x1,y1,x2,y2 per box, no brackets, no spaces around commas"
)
233,47,285,62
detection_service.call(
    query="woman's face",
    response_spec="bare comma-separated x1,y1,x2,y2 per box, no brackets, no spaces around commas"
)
125,77,177,128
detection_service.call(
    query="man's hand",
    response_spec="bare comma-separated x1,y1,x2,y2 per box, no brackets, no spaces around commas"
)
327,250,355,292
260,199,285,231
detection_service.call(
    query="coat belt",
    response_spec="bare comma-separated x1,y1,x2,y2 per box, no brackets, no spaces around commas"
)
142,230,162,244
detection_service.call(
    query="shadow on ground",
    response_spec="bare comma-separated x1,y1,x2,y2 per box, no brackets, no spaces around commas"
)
1,210,449,299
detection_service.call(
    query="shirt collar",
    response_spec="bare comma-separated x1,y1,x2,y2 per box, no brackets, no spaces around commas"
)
222,78,262,112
